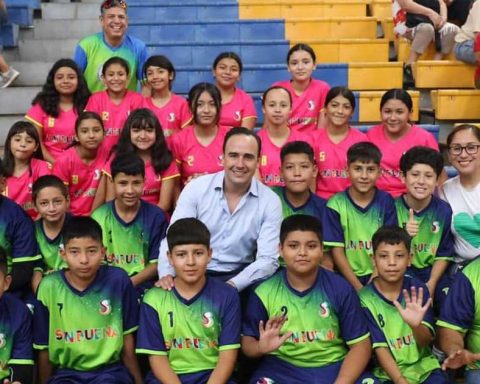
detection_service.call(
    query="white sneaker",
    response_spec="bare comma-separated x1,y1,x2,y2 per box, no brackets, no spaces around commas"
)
0,67,20,88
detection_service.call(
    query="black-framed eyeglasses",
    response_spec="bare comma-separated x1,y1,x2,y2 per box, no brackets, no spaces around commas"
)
447,144,480,156
101,0,127,11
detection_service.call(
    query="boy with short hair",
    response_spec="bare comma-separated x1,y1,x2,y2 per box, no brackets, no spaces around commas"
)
33,216,142,384
0,161,39,299
136,218,241,384
31,175,70,292
272,141,326,220
359,226,448,383
92,152,168,292
397,146,453,298
0,246,34,383
242,215,377,383
323,142,397,291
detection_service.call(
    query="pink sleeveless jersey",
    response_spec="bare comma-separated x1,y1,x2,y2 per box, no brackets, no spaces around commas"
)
257,128,308,187
85,90,143,150
25,104,78,159
273,79,330,134
4,158,51,219
53,145,110,216
169,125,227,185
312,128,368,199
143,93,192,139
367,124,438,197
219,87,257,129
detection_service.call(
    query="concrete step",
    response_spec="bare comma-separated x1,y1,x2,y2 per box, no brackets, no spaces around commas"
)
16,39,77,61
41,3,99,19
31,19,98,39
8,62,53,86
0,87,41,115
0,115,27,144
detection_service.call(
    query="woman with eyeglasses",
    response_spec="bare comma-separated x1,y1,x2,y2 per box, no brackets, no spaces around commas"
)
440,124,480,266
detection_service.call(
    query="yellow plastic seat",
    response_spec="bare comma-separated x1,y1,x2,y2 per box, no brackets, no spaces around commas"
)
397,38,455,61
285,17,378,40
369,0,391,18
431,90,480,120
349,62,403,90
239,0,368,19
291,39,389,63
413,61,475,89
358,90,420,122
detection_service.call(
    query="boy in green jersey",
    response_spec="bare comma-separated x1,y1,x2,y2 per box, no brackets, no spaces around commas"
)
33,216,142,384
271,141,329,268
396,146,453,303
242,215,378,384
323,142,397,291
136,218,241,384
0,247,34,384
360,226,448,383
31,175,70,292
92,153,168,294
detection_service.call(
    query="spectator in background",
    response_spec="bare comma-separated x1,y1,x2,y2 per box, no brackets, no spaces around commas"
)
73,0,148,93
392,0,459,85
0,0,19,88
453,0,480,64
446,0,473,26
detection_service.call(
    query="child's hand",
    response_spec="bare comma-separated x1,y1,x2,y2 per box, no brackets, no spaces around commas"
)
405,209,419,237
393,287,431,328
257,316,292,355
155,275,175,291
442,349,480,370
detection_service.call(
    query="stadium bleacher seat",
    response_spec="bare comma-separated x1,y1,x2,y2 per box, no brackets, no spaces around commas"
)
431,90,480,120
413,61,475,89
348,62,403,90
128,3,239,21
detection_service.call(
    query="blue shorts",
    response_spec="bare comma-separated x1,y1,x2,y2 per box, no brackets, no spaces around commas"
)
48,362,133,384
249,355,380,384
145,369,236,384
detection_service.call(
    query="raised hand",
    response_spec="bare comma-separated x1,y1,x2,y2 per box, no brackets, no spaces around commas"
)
442,349,480,370
257,315,292,355
393,287,432,328
405,208,419,237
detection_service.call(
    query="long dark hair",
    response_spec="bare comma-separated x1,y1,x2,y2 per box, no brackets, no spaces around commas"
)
116,108,172,174
31,58,90,118
3,121,44,177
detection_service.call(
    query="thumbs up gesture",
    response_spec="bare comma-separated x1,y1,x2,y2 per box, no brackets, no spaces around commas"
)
405,208,419,237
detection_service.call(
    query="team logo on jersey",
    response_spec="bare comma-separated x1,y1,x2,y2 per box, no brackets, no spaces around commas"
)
217,154,224,166
94,169,101,181
256,378,275,384
202,312,214,328
99,299,112,315
234,111,241,122
71,175,79,185
431,221,440,234
187,155,194,167
261,155,267,166
102,111,109,121
307,100,315,111
319,302,330,318
48,117,55,128
0,334,5,348
168,113,176,122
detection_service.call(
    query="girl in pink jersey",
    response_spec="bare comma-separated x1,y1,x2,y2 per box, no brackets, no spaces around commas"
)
312,87,367,199
53,112,110,216
366,89,438,197
257,86,306,187
104,108,179,213
2,121,51,219
273,43,330,134
142,55,192,140
170,82,227,186
212,51,257,130
85,56,143,151
25,59,90,163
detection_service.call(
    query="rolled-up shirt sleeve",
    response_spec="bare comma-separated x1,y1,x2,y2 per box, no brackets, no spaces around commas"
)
230,193,281,291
